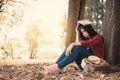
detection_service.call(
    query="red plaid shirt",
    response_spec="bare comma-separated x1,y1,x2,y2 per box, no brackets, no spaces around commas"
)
80,34,104,59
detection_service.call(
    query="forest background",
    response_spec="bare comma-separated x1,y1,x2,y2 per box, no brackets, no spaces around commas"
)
0,0,105,60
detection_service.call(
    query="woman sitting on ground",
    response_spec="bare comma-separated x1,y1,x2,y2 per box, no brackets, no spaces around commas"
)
44,20,104,74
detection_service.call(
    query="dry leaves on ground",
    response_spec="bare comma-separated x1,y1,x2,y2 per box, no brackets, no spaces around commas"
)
0,60,120,80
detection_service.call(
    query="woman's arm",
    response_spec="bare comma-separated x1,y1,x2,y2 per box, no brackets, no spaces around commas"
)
74,25,82,46
74,34,103,46
65,42,75,56
75,32,80,42
80,34,103,47
65,30,79,56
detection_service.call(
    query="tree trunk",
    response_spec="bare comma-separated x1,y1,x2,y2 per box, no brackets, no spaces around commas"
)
66,0,86,47
103,0,120,65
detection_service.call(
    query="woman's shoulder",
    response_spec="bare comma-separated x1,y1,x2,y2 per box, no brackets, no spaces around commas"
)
92,34,103,40
95,34,103,38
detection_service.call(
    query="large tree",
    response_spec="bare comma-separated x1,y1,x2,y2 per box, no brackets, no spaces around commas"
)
103,0,120,65
66,0,86,47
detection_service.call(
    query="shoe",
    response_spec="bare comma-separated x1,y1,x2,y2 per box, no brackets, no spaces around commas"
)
43,64,60,75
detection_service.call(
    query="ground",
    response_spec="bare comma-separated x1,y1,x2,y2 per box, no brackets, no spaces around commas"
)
0,59,120,80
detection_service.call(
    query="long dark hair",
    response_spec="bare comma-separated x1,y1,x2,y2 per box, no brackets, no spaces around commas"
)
77,24,98,40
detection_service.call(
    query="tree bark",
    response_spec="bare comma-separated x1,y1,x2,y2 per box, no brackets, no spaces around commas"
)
66,0,86,47
103,0,120,65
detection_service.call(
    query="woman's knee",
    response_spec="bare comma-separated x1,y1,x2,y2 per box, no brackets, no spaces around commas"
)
72,46,85,51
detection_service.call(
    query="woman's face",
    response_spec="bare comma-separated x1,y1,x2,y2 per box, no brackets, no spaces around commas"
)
80,28,91,39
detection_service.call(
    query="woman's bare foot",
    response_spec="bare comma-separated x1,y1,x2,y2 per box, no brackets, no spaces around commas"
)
43,64,60,74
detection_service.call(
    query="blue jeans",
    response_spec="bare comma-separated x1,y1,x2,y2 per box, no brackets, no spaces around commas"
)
55,46,93,69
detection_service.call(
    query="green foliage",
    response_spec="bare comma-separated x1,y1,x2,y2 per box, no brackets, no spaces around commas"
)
85,0,106,34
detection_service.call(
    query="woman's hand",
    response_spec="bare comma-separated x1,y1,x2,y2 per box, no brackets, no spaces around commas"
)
65,43,74,56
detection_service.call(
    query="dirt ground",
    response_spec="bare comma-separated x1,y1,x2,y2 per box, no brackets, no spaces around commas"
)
0,59,120,80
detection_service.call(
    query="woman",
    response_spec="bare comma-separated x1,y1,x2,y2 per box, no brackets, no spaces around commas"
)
44,20,104,74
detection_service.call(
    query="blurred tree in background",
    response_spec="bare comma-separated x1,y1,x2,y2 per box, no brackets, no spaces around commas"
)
0,0,107,60
85,0,106,34
0,0,24,27
0,0,25,59
66,0,86,47
103,0,120,65
25,24,42,59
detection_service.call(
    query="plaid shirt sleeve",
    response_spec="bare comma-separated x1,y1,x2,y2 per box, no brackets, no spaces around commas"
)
80,34,103,47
